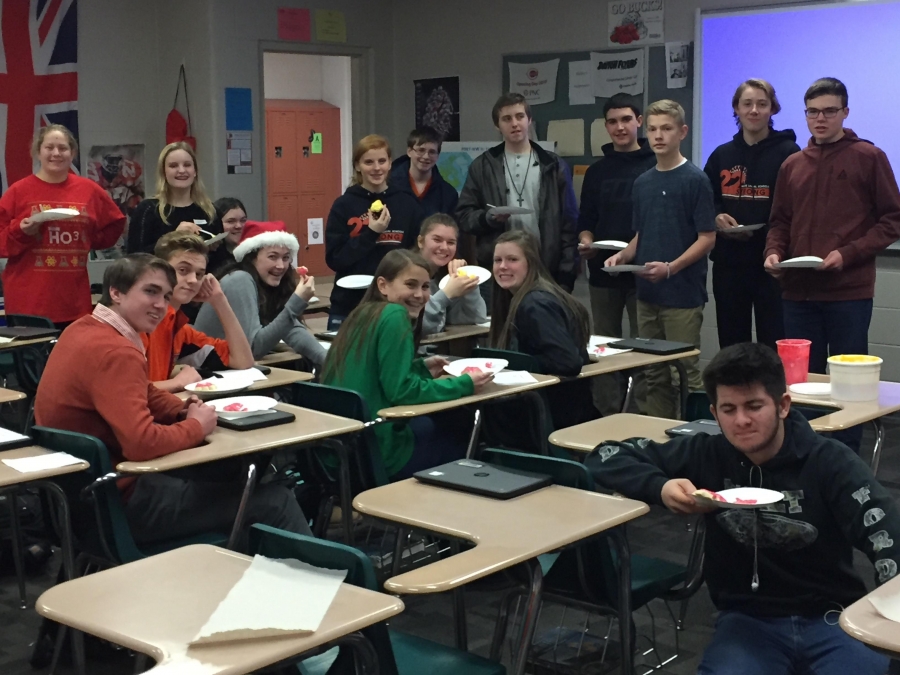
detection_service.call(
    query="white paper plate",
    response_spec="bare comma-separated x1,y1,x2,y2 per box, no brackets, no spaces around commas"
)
201,231,229,245
29,208,80,223
438,266,492,290
336,274,374,290
486,205,533,216
729,223,766,231
789,382,832,397
591,240,629,250
210,395,279,416
444,357,508,377
185,377,254,398
603,264,647,273
693,487,784,509
588,345,632,360
776,256,823,269
589,335,620,347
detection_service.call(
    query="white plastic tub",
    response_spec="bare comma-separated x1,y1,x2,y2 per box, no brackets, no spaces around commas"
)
827,355,883,402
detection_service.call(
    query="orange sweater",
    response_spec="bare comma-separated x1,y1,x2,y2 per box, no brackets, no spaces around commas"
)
142,305,231,381
35,316,206,472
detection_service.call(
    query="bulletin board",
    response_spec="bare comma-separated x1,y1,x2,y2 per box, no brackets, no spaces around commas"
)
502,44,694,169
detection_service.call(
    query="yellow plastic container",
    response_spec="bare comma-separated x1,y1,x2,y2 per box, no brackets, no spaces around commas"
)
827,354,883,402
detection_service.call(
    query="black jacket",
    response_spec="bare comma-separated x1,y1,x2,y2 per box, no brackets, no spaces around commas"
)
126,199,220,254
585,409,900,617
325,184,423,316
456,142,578,289
389,155,459,219
703,129,800,265
578,139,656,288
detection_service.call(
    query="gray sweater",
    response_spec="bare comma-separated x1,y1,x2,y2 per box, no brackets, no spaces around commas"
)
194,270,326,366
421,276,489,335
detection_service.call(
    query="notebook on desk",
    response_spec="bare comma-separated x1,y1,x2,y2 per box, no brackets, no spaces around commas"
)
608,337,694,355
216,410,295,431
414,459,552,500
0,327,59,341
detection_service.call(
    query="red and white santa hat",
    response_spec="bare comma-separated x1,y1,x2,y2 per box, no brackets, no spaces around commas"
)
233,220,300,262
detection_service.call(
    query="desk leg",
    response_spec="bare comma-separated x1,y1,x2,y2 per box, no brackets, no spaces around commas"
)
610,527,634,675
621,373,635,414
227,463,257,550
465,408,483,460
511,558,544,675
334,632,380,675
6,491,26,608
449,540,468,651
337,444,354,546
674,361,689,421
870,419,886,476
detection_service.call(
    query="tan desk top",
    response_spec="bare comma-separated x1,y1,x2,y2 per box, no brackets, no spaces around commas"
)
421,324,490,344
377,373,560,418
117,404,363,473
0,445,89,488
840,575,900,656
256,349,306,367
175,367,313,401
793,374,900,432
0,335,57,351
550,413,677,453
0,387,26,404
0,294,102,318
579,349,702,378
36,544,404,675
354,479,648,594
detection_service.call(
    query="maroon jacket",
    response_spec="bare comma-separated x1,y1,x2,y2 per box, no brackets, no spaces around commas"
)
766,129,900,301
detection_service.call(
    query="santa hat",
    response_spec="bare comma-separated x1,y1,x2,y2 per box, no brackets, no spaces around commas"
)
233,220,300,263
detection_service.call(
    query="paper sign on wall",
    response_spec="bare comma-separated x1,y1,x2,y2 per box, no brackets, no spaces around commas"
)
591,49,644,98
226,131,253,174
311,133,323,154
568,61,594,105
546,120,585,157
277,8,311,42
315,10,346,43
607,0,664,47
572,165,589,207
590,119,613,156
508,59,560,105
308,218,324,245
666,41,690,89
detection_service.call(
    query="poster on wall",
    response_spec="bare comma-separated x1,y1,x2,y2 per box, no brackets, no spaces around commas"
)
666,41,690,89
607,0,664,47
436,141,555,193
86,145,145,256
591,49,645,97
508,59,560,106
414,77,460,142
226,132,253,174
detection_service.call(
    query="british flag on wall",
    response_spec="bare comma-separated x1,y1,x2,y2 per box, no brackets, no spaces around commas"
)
0,0,79,194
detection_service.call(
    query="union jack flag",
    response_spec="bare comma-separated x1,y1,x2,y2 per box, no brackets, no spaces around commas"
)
0,0,79,193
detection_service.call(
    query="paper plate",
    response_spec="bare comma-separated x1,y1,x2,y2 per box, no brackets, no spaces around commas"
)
210,395,279,417
591,240,629,250
201,231,229,245
602,264,647,273
444,358,508,377
29,208,80,223
486,205,533,216
693,487,784,510
789,382,832,397
729,223,766,231
776,256,823,269
336,274,374,289
185,376,254,398
438,266,492,290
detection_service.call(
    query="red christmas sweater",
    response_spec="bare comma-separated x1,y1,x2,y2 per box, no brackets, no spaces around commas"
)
0,174,126,322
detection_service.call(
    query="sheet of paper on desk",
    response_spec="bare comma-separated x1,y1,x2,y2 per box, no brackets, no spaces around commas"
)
493,371,539,386
2,452,82,473
870,593,900,623
215,368,267,382
589,335,620,346
318,341,331,350
192,555,347,644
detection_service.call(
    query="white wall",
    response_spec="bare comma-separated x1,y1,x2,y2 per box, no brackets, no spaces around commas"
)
321,56,353,186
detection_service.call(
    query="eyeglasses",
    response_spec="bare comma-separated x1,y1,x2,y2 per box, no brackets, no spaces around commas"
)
805,107,844,119
412,147,439,158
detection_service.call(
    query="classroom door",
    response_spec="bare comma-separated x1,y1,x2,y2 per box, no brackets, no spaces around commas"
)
265,100,342,276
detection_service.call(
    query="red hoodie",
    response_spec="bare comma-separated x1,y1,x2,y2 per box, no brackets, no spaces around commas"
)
766,129,900,301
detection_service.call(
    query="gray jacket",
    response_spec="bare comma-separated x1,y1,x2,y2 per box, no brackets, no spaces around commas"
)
422,276,488,335
456,141,579,289
194,270,326,366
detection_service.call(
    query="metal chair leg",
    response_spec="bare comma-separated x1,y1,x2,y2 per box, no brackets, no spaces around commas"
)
490,588,522,661
511,559,544,675
465,408,483,459
449,540,468,651
6,490,27,608
227,462,257,551
609,528,634,675
870,419,886,475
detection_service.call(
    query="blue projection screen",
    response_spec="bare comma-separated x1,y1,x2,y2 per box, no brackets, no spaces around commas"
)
696,1,900,170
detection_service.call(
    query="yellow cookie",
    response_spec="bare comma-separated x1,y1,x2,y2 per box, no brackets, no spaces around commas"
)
371,199,384,213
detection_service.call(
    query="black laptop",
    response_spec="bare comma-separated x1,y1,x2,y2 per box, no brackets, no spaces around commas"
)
665,419,722,438
0,326,59,340
609,337,694,355
414,459,552,500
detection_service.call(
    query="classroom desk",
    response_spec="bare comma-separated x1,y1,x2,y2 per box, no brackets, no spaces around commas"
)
840,574,900,658
550,412,677,453
0,387,26,404
354,480,649,675
305,281,333,314
0,294,102,318
0,446,88,610
175,366,313,401
0,335,57,351
421,324,490,357
36,544,404,675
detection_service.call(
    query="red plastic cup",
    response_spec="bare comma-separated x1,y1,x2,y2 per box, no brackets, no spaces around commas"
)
776,339,811,385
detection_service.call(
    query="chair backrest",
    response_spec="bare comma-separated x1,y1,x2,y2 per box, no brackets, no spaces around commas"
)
480,447,595,490
472,347,540,374
7,315,56,396
7,314,56,329
31,426,145,564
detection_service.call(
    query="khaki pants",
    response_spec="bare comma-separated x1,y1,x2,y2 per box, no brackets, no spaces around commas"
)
589,285,645,415
637,301,704,419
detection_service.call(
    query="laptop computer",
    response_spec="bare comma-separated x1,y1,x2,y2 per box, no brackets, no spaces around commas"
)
414,459,552,500
0,326,59,340
609,337,695,355
665,419,722,438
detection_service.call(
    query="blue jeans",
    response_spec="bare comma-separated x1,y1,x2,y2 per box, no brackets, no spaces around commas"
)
698,610,889,675
327,312,347,331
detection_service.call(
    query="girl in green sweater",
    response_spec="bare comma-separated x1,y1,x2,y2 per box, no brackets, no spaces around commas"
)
322,249,493,478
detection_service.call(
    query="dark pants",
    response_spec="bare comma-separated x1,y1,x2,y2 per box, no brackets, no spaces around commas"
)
327,313,347,331
783,298,873,452
712,261,784,350
391,414,469,480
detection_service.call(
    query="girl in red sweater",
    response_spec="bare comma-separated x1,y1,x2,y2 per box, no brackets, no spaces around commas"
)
0,125,126,326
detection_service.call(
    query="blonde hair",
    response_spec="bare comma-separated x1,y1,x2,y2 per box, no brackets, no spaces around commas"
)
351,135,391,186
31,125,78,159
732,79,782,127
645,99,686,127
154,142,215,222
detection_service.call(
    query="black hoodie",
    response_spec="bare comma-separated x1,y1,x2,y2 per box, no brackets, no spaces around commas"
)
389,155,459,219
325,184,424,316
578,139,656,288
585,409,900,617
703,129,800,265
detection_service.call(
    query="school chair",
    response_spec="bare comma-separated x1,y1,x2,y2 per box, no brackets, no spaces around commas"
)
248,523,507,675
480,447,705,672
7,313,56,432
